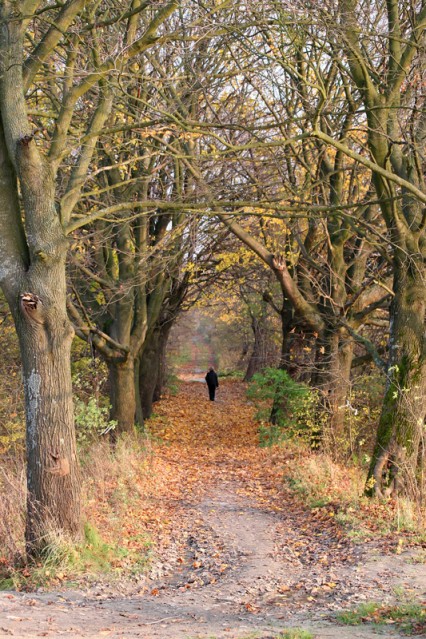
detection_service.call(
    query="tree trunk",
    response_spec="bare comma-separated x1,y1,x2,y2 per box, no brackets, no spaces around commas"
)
309,322,355,452
324,328,354,450
138,320,174,419
153,324,172,402
269,304,294,423
109,359,136,434
139,336,160,420
244,316,269,381
137,324,166,418
367,256,426,498
236,341,250,371
15,301,81,553
0,22,81,549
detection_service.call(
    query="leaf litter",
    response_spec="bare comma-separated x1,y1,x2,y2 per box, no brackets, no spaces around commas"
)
0,380,425,638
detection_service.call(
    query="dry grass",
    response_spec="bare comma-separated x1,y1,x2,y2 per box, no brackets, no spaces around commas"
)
0,432,156,588
0,457,26,567
284,448,365,508
283,445,426,539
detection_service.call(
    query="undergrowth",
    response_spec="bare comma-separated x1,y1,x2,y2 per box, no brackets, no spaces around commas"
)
0,433,154,590
278,631,314,639
282,443,426,540
247,368,320,447
191,630,314,639
0,521,151,591
247,369,425,540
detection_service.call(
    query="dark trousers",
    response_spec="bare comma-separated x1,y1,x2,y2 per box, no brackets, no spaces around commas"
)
207,384,216,401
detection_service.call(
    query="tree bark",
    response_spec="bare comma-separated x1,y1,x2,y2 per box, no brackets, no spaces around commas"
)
139,343,160,420
109,359,137,434
0,4,81,550
244,315,269,381
367,255,426,498
17,301,80,552
323,328,354,449
153,324,172,402
139,322,172,419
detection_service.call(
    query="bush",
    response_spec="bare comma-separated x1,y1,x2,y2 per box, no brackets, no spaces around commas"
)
74,398,117,445
247,367,321,446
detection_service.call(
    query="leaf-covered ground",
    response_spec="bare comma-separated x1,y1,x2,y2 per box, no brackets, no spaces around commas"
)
0,380,425,638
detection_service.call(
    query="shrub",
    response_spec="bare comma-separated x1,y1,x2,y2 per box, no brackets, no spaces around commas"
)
247,367,321,446
74,398,117,445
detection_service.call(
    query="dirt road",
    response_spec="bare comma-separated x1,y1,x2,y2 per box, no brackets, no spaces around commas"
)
1,382,425,638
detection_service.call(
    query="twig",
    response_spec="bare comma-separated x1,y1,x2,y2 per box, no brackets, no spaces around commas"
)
140,617,185,625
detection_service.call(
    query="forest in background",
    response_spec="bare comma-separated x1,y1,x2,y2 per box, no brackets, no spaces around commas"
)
0,0,424,582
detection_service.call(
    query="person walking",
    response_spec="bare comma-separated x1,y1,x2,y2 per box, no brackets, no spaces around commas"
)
205,367,219,401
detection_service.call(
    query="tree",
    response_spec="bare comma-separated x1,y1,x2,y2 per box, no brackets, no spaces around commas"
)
125,3,391,448
0,0,178,552
307,0,426,496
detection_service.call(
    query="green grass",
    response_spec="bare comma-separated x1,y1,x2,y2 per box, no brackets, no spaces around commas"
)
219,369,245,380
0,522,152,590
337,601,426,635
0,577,15,589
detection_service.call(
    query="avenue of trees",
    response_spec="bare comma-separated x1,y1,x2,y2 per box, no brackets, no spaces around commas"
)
0,0,424,554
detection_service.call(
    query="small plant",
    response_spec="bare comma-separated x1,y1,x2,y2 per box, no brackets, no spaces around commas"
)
408,549,426,564
337,601,379,624
166,372,180,396
218,369,244,380
284,453,364,511
74,397,117,445
394,498,419,532
258,420,285,447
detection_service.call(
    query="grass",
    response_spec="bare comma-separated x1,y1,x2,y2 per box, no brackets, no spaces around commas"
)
337,601,426,635
0,522,152,590
218,369,245,380
282,445,426,541
0,433,156,590
408,549,426,564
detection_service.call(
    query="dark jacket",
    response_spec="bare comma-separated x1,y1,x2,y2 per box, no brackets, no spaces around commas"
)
205,370,219,388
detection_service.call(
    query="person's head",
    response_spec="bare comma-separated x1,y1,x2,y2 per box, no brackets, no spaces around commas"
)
208,366,214,372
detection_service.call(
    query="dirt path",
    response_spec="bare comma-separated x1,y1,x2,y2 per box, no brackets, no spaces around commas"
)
1,382,425,639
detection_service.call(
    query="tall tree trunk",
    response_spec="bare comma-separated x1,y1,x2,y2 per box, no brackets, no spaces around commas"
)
139,322,173,419
0,6,82,549
236,341,250,371
109,359,136,434
16,299,81,552
276,297,297,373
367,255,426,498
139,334,161,420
